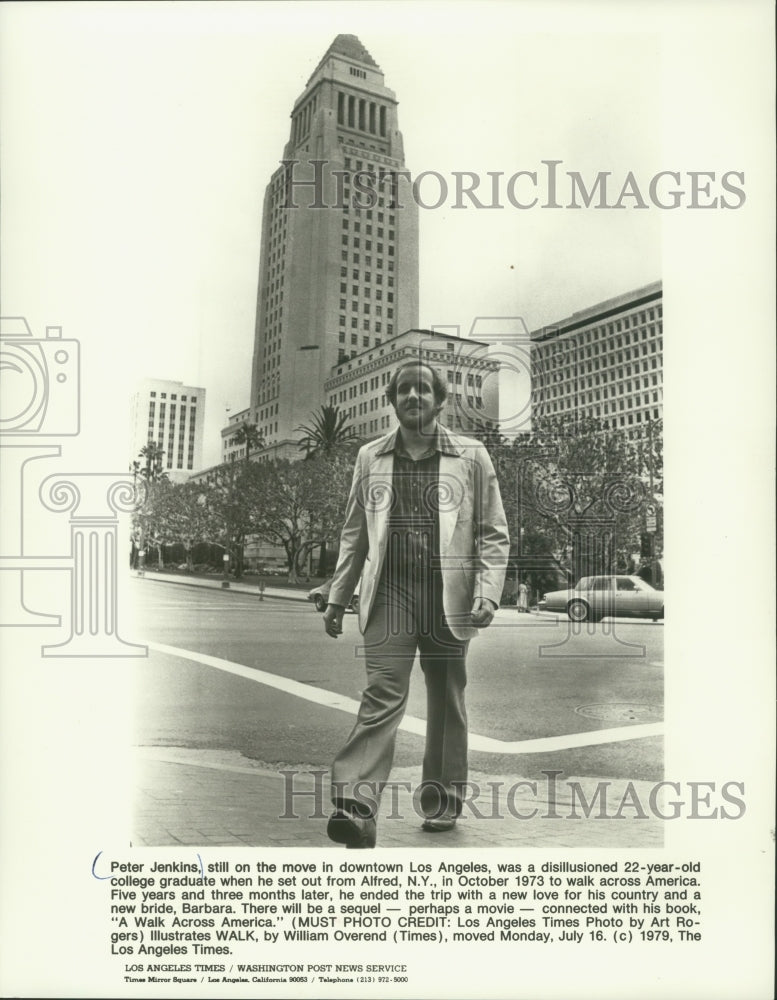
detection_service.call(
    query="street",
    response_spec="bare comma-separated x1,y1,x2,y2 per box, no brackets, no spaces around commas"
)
130,577,662,784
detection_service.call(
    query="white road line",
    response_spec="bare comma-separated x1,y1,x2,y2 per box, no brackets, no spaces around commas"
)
142,605,269,612
146,641,663,754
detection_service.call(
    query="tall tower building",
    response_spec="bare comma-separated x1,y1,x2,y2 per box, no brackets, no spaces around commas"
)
250,34,419,457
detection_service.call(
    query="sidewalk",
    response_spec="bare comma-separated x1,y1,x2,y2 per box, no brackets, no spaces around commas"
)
132,745,663,850
132,568,309,603
133,572,662,627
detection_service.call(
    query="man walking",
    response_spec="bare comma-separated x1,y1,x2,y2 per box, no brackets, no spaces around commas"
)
322,360,509,847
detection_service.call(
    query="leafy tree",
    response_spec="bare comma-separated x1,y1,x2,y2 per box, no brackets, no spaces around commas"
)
248,449,355,581
296,404,355,459
302,448,358,577
469,423,509,456
132,467,255,576
132,478,175,568
489,416,659,588
194,461,257,579
162,481,213,571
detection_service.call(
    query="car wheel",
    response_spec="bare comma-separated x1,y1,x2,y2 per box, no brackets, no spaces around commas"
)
314,595,326,612
351,596,359,614
567,599,591,623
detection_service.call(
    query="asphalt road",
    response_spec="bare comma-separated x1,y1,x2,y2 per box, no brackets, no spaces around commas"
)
129,579,663,783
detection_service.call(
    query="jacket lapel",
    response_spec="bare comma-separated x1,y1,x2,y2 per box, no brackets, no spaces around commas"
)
365,448,394,554
438,452,469,553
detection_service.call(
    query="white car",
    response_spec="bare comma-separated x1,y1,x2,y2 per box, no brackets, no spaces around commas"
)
307,577,360,614
539,575,664,622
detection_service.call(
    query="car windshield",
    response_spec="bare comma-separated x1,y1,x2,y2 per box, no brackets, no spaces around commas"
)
576,577,592,590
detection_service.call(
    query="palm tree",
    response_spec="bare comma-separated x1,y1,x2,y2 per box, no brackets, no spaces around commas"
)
296,404,355,459
295,405,356,577
138,441,168,482
233,421,264,464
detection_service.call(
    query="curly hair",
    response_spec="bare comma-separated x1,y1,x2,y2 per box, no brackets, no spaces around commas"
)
386,361,448,410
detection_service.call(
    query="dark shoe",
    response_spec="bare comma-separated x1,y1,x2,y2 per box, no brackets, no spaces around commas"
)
327,809,377,849
421,815,457,833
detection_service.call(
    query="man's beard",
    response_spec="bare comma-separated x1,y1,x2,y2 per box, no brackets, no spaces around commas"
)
397,406,437,434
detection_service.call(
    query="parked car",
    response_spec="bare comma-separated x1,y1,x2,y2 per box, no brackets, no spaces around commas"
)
307,577,360,614
539,575,664,622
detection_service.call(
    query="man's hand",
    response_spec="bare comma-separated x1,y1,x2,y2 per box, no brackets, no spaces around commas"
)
470,597,498,629
323,603,346,638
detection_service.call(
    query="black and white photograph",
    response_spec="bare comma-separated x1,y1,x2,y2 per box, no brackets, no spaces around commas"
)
0,2,773,997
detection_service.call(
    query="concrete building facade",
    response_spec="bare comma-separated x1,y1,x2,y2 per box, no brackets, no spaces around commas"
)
248,34,419,457
324,329,500,439
221,407,251,464
530,281,663,439
129,378,206,483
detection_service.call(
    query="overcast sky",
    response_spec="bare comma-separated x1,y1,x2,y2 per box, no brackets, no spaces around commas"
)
1,2,766,467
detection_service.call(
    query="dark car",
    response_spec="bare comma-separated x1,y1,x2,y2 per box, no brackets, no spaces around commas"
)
307,577,360,614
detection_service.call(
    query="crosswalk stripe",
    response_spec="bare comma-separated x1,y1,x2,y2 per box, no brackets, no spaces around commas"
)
145,641,663,754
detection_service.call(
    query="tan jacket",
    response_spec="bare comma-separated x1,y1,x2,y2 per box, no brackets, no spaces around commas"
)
328,425,510,640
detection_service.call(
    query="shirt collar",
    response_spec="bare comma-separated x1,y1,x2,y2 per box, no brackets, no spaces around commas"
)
374,423,462,458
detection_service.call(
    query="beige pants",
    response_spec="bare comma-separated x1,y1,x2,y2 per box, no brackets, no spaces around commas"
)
331,572,469,818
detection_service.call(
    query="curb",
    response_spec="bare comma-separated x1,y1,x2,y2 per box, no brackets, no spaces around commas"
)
131,571,310,603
